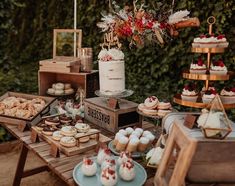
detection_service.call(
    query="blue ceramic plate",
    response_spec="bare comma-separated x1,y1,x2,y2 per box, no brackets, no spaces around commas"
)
73,156,147,186
108,140,149,158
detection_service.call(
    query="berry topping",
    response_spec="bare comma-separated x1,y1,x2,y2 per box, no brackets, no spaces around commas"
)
83,157,93,165
205,89,217,95
197,57,204,66
184,83,196,91
199,34,206,39
217,34,225,39
213,58,224,67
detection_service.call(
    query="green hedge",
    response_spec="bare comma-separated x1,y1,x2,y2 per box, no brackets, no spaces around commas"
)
0,0,234,124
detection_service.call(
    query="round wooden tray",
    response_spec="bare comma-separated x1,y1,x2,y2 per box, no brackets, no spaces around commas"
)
173,94,235,109
182,70,234,81
191,47,226,53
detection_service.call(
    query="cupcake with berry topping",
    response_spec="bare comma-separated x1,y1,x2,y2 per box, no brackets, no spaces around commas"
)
202,89,217,103
97,147,111,165
190,56,207,74
81,157,97,176
181,83,198,102
210,58,228,75
220,86,235,104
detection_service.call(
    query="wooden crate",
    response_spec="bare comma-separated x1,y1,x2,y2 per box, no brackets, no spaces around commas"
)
84,97,142,133
31,126,111,156
38,70,99,98
0,92,56,126
39,57,80,73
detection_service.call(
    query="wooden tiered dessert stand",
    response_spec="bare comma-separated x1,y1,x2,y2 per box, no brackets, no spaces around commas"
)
173,16,235,109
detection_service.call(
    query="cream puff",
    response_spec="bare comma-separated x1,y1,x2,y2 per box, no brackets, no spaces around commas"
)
60,126,77,137
97,147,112,165
75,123,90,133
119,158,135,181
101,158,117,170
117,151,131,165
81,157,97,176
52,131,63,141
60,136,76,147
100,167,118,186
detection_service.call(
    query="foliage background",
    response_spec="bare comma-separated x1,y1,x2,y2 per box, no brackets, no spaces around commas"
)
0,0,234,141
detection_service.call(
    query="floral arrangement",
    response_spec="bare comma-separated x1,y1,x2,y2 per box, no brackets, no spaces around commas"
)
97,0,200,47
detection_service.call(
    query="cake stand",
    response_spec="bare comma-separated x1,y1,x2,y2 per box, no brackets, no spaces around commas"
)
95,89,134,109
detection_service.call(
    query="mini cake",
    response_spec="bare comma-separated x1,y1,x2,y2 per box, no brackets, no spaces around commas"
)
181,83,198,102
75,123,90,133
145,133,155,146
60,126,77,137
97,147,111,165
98,48,125,95
130,131,141,138
210,59,227,75
157,102,172,110
134,128,143,136
116,136,129,152
118,151,131,165
100,166,118,186
119,158,136,181
137,137,150,152
52,131,63,141
125,127,134,136
113,132,124,147
118,129,128,136
189,57,207,74
81,157,97,176
144,96,159,109
60,136,76,147
126,137,140,152
220,87,235,104
192,34,229,48
44,117,60,126
142,130,152,138
202,89,217,103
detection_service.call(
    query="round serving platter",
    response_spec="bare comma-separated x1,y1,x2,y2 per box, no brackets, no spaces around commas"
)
95,89,134,98
73,156,147,186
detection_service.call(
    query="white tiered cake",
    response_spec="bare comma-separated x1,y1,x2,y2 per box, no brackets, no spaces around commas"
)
98,48,125,95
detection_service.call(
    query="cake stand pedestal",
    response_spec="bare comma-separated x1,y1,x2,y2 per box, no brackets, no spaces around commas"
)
95,90,134,109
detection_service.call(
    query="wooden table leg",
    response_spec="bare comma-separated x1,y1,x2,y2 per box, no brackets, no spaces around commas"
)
13,143,28,186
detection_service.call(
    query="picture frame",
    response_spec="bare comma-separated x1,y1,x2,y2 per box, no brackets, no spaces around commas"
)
53,29,82,59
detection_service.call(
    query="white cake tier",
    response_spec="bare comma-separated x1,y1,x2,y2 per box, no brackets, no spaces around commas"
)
99,60,125,94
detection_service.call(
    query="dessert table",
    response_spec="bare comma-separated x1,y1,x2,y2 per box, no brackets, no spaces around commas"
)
0,121,156,186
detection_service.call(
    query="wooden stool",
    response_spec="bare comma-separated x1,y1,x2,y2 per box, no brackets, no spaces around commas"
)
154,123,197,186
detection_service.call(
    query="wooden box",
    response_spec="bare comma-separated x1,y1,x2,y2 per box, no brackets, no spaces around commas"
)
84,97,142,133
38,70,99,98
39,57,80,73
0,92,56,126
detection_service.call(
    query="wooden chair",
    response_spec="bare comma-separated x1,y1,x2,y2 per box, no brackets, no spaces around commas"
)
154,123,197,186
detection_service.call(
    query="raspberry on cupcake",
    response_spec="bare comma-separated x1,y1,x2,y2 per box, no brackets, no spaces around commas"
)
190,56,207,74
202,89,217,103
181,83,198,102
220,86,235,104
210,58,227,75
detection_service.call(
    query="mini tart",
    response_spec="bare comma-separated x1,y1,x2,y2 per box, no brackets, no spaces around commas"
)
52,131,63,141
75,123,90,133
144,96,159,109
59,114,72,124
61,126,77,136
42,126,57,136
60,136,76,147
44,117,60,126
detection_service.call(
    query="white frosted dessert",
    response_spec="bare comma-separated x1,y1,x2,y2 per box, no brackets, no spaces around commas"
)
60,126,77,137
113,132,124,146
60,136,76,147
52,131,63,141
100,167,118,186
181,84,198,102
119,158,135,181
134,128,144,136
116,136,128,152
210,60,227,75
220,87,235,104
98,48,125,95
138,137,150,152
101,158,117,170
75,123,90,133
202,89,217,103
125,127,134,135
147,147,165,166
190,57,207,74
118,129,128,136
144,96,159,109
118,151,130,165
126,137,140,152
97,147,111,165
81,157,97,176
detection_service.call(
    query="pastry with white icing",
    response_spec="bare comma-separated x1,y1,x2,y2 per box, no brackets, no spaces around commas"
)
60,136,76,147
75,123,90,133
117,151,131,165
97,147,111,165
100,166,118,186
116,136,128,152
119,158,135,181
137,137,150,152
60,126,77,136
126,137,140,152
52,131,63,141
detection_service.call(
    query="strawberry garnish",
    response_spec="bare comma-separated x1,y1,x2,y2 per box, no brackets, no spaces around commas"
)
200,34,206,39
197,57,204,66
217,34,225,39
231,88,235,93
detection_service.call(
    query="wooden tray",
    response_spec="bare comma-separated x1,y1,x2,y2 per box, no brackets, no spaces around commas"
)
0,92,56,127
31,126,112,156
